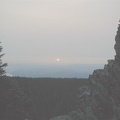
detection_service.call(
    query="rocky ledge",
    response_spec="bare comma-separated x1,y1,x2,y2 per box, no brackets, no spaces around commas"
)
50,22,120,120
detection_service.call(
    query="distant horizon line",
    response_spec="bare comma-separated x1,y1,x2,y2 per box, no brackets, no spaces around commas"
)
3,62,108,65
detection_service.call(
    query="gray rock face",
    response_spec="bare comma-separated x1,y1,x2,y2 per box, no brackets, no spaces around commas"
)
50,22,120,120
115,23,120,62
89,60,120,120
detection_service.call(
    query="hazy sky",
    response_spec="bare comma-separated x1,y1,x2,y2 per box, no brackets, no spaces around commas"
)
0,0,120,65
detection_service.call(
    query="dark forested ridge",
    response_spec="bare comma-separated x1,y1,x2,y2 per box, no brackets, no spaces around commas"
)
0,76,88,120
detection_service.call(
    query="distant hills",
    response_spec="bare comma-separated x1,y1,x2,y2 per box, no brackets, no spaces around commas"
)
6,64,104,78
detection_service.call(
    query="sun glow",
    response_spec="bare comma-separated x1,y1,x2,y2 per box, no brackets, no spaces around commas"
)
56,58,60,62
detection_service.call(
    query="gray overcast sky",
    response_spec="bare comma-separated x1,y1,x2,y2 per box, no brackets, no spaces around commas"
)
0,0,120,65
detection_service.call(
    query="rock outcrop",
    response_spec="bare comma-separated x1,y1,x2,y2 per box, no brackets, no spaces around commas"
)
50,22,120,120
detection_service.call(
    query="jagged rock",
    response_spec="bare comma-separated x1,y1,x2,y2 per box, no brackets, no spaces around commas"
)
115,22,120,62
50,22,120,120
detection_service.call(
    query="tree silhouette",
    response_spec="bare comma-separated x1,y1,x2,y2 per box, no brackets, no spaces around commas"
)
0,42,7,76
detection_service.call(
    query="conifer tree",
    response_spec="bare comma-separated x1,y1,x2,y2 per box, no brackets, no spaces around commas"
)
0,42,7,76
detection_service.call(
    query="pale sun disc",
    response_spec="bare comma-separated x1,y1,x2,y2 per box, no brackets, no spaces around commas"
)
56,58,60,62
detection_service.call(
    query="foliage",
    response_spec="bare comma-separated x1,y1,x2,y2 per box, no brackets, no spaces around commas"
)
0,77,88,120
0,42,7,76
